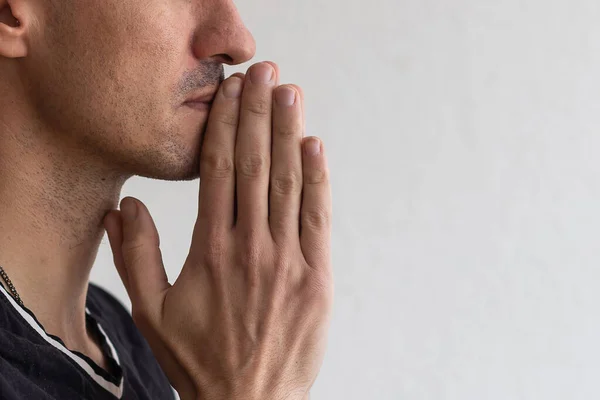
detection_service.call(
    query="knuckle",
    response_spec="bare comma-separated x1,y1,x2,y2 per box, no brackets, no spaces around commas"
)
272,250,293,278
306,285,333,313
301,207,330,230
303,272,333,305
121,238,145,254
276,121,302,139
123,252,144,270
269,216,294,242
304,166,329,185
271,171,302,196
236,228,263,268
214,111,238,128
202,237,228,268
238,241,262,269
237,153,268,178
270,207,295,227
244,97,271,117
201,152,234,180
121,239,146,264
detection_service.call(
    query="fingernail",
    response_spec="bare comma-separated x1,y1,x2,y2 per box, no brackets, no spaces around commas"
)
121,198,137,221
223,77,243,98
275,86,296,107
250,63,274,84
304,138,321,156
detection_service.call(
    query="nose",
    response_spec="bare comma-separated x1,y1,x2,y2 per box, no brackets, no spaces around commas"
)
192,0,256,66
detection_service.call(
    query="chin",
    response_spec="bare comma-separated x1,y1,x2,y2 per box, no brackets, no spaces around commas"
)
140,150,202,181
124,138,203,182
112,115,207,181
134,160,201,182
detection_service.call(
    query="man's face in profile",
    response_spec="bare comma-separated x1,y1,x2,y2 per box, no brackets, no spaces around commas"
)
6,0,255,180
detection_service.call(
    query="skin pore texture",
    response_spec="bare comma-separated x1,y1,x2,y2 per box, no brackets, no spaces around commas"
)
0,0,255,371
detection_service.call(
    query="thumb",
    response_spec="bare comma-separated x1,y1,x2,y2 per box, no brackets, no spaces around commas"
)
107,197,170,318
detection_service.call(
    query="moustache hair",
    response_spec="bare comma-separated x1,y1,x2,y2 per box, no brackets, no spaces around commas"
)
179,61,225,95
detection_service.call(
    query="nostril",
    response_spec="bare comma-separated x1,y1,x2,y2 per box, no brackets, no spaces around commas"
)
214,54,234,65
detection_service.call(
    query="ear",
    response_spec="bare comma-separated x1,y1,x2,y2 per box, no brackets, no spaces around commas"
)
0,0,28,58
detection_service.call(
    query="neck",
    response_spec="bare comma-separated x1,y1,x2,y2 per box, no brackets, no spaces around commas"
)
0,110,129,350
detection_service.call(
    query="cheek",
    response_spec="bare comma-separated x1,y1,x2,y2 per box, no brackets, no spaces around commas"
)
112,29,189,122
27,1,192,146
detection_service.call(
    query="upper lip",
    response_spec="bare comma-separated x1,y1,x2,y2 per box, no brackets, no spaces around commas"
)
184,88,219,104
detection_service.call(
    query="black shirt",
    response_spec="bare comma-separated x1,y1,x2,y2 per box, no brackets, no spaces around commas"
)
0,282,175,400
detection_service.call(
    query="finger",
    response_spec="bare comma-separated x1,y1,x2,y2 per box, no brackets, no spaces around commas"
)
230,62,280,86
197,76,244,234
117,197,171,317
103,210,131,296
264,61,281,84
105,206,199,398
299,138,332,269
103,209,197,400
288,84,305,138
230,64,278,85
269,85,304,243
235,61,277,232
290,84,305,123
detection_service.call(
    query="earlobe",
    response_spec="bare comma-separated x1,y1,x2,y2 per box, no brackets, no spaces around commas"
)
0,0,28,58
0,20,27,58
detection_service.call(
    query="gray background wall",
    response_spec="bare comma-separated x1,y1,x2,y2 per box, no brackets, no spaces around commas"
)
92,0,600,398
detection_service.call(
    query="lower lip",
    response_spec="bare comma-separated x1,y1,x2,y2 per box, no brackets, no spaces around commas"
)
184,101,212,111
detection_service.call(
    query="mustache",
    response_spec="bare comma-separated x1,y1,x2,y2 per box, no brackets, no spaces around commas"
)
179,61,225,95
